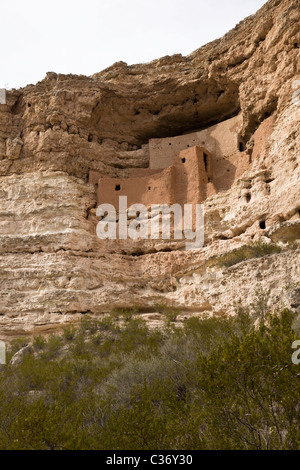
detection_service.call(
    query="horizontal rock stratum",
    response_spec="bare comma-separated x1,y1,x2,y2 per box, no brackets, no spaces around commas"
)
0,0,299,338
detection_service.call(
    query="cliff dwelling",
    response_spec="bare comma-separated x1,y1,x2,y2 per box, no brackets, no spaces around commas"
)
89,114,250,211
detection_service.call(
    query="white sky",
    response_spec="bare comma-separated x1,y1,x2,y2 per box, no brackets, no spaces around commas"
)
0,0,267,90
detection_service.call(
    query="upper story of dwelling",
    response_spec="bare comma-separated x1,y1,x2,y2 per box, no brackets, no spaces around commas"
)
148,114,244,170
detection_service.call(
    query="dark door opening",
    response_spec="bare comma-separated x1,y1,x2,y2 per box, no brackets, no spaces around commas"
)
259,220,266,229
203,153,208,172
239,141,245,152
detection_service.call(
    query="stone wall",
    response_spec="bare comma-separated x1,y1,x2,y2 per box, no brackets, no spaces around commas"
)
95,144,213,210
171,146,212,205
96,166,175,208
149,114,243,169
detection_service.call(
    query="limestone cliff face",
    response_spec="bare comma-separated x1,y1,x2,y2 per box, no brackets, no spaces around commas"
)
0,0,299,337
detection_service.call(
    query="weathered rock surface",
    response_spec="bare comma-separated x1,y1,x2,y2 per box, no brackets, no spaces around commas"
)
0,0,299,338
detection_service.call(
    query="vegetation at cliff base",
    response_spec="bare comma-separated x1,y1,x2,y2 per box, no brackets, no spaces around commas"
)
0,307,300,450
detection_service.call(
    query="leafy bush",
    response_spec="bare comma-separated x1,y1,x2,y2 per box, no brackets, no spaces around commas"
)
218,241,282,268
0,306,299,450
154,303,180,323
33,335,47,351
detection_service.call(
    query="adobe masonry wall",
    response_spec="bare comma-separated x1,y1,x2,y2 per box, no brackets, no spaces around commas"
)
149,114,243,170
96,166,175,208
94,146,212,209
171,146,212,205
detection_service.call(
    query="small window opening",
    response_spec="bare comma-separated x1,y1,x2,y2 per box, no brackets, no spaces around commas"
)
294,42,299,48
246,193,251,203
181,157,186,163
115,184,121,191
28,103,31,108
263,111,271,119
148,186,151,191
169,143,172,146
259,220,266,229
239,141,245,152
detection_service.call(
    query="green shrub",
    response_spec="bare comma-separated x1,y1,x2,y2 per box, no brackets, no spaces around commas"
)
218,241,282,268
154,303,180,323
33,335,47,351
62,325,76,342
1,306,300,450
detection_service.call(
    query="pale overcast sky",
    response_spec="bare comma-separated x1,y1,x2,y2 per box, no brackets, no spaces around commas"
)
0,0,267,90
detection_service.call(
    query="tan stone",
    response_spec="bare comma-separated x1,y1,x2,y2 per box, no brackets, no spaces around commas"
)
6,137,23,160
